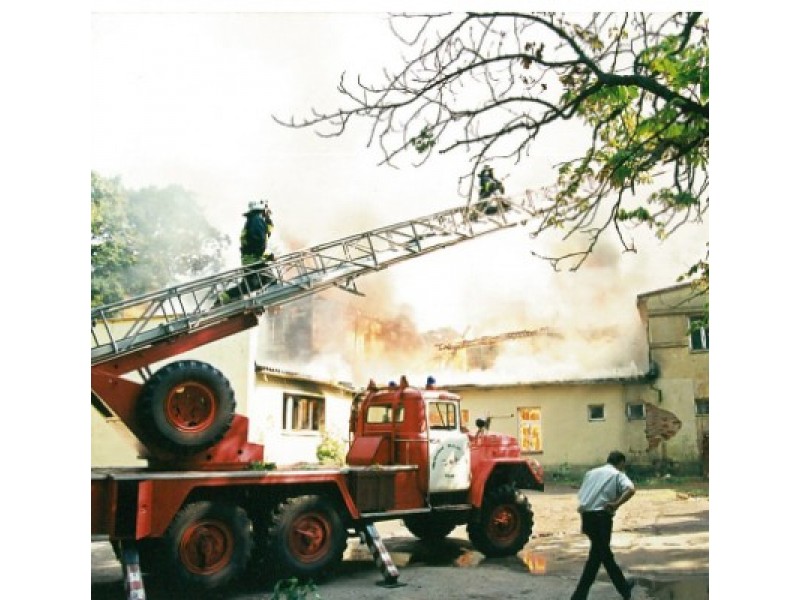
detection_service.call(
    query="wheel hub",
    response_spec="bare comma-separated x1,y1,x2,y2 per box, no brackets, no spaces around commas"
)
289,513,331,562
180,520,233,574
165,381,217,432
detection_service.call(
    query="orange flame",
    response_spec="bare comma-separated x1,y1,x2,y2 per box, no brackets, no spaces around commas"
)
520,549,547,574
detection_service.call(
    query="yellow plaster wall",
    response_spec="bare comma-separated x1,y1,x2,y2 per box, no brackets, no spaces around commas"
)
91,319,258,467
453,378,700,469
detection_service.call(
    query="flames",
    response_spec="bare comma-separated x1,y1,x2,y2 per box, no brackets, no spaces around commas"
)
519,549,548,574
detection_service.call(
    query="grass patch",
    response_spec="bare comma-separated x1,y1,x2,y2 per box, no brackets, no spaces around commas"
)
637,475,709,497
545,464,708,498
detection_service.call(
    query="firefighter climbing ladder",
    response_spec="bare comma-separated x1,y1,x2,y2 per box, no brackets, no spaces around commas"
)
91,196,537,365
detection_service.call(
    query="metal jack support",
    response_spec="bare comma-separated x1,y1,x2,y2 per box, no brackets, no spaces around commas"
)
120,541,147,600
358,523,406,588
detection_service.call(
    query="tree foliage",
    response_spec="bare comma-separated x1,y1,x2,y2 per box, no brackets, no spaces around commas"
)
91,172,230,306
277,12,708,282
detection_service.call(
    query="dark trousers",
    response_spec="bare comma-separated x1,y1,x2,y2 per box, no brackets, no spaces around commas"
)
571,511,629,599
223,260,273,302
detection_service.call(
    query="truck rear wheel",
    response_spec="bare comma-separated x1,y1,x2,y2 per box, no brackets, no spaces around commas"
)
137,360,236,455
162,500,253,592
467,484,533,557
403,514,458,540
267,495,347,579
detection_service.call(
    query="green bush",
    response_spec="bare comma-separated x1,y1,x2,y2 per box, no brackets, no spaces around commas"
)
272,577,321,600
316,432,346,466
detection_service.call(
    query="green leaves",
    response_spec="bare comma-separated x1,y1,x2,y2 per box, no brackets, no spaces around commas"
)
91,172,231,306
285,12,708,278
410,125,436,153
272,578,321,600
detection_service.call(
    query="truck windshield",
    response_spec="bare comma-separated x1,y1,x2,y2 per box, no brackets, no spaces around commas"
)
428,401,457,430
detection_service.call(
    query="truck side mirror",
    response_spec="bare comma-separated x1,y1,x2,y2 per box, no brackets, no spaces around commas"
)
475,418,486,429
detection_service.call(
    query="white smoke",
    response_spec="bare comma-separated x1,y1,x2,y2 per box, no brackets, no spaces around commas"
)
92,13,709,388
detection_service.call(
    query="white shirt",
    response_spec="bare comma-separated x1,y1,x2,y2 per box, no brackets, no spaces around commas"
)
576,463,634,513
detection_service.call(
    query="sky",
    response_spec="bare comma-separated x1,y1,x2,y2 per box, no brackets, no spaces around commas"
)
90,7,711,386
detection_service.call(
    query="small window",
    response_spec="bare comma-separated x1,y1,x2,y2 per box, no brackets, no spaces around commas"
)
626,403,646,420
366,404,405,424
695,399,709,416
428,401,457,430
588,404,605,421
689,316,709,351
283,394,325,432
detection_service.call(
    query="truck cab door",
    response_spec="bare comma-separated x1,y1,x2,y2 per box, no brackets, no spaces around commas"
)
425,396,471,493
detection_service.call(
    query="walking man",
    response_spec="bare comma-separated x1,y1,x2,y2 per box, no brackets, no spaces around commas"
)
571,451,637,600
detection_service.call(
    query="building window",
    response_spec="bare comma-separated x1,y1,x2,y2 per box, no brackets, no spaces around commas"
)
283,393,325,432
689,316,709,351
460,409,470,429
518,407,543,452
695,398,709,416
626,403,646,421
588,404,605,421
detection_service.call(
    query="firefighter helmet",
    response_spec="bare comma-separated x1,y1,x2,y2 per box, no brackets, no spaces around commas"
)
246,199,268,213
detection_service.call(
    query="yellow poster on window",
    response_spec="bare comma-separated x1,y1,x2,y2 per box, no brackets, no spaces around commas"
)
518,407,542,452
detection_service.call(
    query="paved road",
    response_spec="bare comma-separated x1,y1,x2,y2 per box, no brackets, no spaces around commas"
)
92,488,709,599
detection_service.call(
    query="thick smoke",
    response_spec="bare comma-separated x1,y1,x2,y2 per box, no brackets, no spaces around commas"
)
255,196,705,388
92,12,708,389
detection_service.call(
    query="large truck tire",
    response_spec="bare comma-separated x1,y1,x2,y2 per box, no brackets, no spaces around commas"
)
137,360,236,455
266,495,347,579
467,484,533,557
161,500,253,592
403,514,458,541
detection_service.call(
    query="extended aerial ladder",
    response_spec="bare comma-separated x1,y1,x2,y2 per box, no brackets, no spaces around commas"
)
91,196,538,469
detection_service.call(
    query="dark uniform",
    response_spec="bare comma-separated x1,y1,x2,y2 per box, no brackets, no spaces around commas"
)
478,165,504,200
215,200,275,306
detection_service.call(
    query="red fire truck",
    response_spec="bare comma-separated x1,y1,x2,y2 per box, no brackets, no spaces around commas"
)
91,198,544,597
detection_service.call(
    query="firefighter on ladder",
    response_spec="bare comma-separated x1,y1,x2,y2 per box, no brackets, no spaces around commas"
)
478,164,504,199
215,199,275,306
475,164,506,216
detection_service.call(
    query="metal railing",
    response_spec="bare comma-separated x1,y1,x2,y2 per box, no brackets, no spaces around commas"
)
91,197,537,365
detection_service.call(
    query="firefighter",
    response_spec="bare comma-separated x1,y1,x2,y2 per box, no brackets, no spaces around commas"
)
478,164,504,200
215,199,275,306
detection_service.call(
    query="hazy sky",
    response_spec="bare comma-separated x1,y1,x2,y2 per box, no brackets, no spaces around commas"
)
92,8,709,345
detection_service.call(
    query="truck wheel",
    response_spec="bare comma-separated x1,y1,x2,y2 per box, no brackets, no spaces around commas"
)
467,484,533,557
403,514,457,540
267,495,347,578
162,500,253,592
137,360,236,455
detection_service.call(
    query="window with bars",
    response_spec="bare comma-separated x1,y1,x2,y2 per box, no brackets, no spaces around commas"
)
283,393,325,432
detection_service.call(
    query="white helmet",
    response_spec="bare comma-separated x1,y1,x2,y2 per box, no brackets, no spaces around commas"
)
246,199,268,213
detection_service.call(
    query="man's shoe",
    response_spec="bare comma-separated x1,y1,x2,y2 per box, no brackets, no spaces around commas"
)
622,577,636,599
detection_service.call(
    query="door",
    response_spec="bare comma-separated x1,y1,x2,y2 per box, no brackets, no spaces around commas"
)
426,398,471,492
